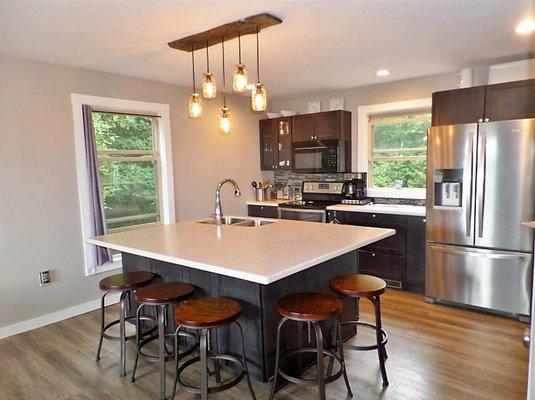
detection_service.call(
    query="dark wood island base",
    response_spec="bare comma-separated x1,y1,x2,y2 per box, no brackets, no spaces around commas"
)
122,251,358,382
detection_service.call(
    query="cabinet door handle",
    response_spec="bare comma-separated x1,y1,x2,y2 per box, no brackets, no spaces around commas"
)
483,118,490,122
260,207,264,210
478,118,483,123
372,253,376,257
422,218,426,223
372,214,376,218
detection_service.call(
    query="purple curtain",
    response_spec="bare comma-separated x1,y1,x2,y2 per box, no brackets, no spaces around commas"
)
82,105,112,266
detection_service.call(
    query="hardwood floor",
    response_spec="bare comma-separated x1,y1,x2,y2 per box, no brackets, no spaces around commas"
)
0,290,528,400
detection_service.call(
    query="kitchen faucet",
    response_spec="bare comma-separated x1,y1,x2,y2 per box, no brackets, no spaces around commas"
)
213,178,241,225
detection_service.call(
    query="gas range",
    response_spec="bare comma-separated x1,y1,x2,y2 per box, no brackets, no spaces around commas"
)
280,200,341,210
278,180,371,223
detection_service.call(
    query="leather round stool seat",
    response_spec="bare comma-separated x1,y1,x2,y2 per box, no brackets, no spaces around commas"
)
99,271,155,291
277,292,342,321
175,297,241,328
330,274,386,298
136,282,194,305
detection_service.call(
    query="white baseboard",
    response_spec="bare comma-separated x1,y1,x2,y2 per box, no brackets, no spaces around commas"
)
0,292,121,340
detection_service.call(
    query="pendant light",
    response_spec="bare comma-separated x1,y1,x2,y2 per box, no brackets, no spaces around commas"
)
218,37,232,134
251,26,267,112
202,41,216,98
188,48,202,118
232,31,248,92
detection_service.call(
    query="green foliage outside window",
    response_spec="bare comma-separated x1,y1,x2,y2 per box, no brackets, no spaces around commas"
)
92,112,160,230
370,113,430,188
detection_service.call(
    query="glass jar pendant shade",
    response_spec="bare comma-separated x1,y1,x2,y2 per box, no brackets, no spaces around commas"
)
202,42,216,99
188,93,202,118
202,72,216,99
233,64,248,92
232,32,247,92
188,48,202,118
218,107,231,134
252,26,267,111
252,82,267,111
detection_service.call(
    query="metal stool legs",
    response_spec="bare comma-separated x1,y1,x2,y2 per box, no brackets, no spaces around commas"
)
335,296,389,387
372,296,388,386
95,290,132,377
172,322,256,400
269,318,352,400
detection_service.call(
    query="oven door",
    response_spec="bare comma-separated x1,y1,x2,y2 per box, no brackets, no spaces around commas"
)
293,141,338,173
278,208,326,223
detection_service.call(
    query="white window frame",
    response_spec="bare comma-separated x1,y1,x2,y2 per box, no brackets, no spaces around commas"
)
71,94,175,276
356,98,431,199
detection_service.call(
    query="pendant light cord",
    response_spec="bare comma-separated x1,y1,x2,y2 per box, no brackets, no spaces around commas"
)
256,26,260,83
221,36,227,107
238,31,242,64
191,47,196,92
205,41,209,72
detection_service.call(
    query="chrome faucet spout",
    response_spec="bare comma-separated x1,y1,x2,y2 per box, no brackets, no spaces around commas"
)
213,179,241,225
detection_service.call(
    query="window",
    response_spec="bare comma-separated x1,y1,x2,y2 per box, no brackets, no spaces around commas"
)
92,111,161,232
368,112,430,189
72,94,175,276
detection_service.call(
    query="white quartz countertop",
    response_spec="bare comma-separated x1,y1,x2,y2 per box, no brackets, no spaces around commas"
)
327,203,426,217
246,199,291,207
88,218,395,285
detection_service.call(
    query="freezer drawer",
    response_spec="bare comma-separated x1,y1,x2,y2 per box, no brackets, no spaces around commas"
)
425,243,532,315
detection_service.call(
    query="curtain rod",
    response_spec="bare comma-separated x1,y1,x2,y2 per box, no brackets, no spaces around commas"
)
91,109,161,118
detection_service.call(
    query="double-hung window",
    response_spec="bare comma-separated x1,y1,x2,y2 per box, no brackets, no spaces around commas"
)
368,112,431,189
72,94,175,276
92,111,162,232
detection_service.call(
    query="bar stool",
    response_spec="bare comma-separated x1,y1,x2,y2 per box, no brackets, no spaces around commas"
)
269,292,352,400
329,274,389,386
171,297,257,400
131,282,197,400
96,271,155,377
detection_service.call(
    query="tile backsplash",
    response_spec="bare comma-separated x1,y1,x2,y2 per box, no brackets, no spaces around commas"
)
273,171,425,206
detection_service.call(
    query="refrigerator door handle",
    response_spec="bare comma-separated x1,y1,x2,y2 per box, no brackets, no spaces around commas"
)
431,244,531,260
477,134,487,238
466,132,474,237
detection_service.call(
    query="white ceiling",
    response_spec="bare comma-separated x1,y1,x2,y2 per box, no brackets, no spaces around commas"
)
0,1,533,98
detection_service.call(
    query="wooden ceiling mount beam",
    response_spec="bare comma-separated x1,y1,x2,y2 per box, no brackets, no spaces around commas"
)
168,13,282,52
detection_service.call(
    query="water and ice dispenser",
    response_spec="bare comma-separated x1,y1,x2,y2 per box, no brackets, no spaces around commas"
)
433,169,463,207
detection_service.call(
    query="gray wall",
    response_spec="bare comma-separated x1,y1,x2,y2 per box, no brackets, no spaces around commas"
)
0,54,266,328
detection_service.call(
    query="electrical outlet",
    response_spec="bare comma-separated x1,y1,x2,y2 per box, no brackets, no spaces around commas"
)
39,270,51,287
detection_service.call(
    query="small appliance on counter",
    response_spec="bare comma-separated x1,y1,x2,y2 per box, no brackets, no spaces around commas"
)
341,173,372,205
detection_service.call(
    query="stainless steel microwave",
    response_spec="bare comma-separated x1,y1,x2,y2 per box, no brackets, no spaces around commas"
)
293,140,347,173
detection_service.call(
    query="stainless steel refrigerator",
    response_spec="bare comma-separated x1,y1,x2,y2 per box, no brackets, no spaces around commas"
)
426,118,535,317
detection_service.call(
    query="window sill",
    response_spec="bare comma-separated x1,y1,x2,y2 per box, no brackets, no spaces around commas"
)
85,259,122,277
367,188,426,200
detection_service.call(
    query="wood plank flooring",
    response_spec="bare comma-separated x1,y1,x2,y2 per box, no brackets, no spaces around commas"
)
0,290,528,400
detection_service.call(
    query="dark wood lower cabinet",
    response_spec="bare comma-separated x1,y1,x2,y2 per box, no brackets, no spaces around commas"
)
330,210,426,293
247,205,278,219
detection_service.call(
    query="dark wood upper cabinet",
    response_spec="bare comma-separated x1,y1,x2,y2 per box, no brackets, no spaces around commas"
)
432,79,535,126
259,119,278,170
291,114,316,142
432,86,486,126
259,110,351,171
485,79,535,121
259,117,292,171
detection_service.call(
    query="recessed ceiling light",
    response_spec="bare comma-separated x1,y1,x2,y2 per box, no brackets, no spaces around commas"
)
376,69,390,77
515,20,535,34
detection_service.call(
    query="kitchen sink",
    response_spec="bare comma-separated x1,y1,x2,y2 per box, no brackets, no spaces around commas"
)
197,217,276,227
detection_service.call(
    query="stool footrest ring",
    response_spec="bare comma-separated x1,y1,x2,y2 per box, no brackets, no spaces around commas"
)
138,330,197,362
102,316,152,341
277,348,345,386
175,353,246,395
341,320,388,351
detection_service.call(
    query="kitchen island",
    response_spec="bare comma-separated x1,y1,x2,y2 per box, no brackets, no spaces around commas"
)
89,217,394,381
